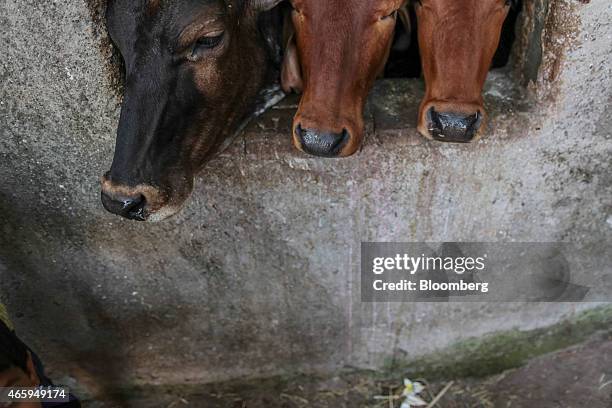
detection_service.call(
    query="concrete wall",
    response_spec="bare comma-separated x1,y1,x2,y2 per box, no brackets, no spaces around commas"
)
0,0,610,394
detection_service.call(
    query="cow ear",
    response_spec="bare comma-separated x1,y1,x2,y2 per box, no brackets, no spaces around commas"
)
252,0,284,11
281,33,303,94
281,10,302,93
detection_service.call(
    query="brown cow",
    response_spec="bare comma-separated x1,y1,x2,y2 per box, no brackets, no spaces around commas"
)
415,0,512,143
282,0,406,157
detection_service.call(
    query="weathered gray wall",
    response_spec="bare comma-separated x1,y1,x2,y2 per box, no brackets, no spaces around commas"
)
0,0,610,395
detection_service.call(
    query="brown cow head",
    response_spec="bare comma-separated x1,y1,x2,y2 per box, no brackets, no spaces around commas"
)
415,0,511,143
101,0,284,221
282,0,404,157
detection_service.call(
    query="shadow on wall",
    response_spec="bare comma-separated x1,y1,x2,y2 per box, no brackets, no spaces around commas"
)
0,191,127,403
0,188,217,405
0,161,350,398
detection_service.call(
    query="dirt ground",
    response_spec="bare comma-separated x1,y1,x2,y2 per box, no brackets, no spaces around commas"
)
84,331,612,408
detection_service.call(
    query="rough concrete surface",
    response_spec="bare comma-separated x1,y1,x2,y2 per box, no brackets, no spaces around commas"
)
0,0,611,400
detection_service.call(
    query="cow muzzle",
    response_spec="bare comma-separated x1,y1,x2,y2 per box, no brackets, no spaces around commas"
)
426,107,483,143
291,109,363,158
293,124,351,158
100,175,182,222
417,98,485,143
101,190,147,221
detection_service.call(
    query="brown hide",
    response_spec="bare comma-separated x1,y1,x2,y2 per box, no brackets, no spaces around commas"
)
415,0,510,142
285,0,405,157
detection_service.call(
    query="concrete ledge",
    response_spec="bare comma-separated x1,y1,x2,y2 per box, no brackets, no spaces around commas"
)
233,73,532,160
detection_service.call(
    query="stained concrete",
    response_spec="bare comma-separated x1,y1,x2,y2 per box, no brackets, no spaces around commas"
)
83,329,612,408
0,0,611,398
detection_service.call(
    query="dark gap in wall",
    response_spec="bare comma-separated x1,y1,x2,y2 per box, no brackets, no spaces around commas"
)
384,0,523,79
522,0,548,86
492,0,523,69
384,5,421,79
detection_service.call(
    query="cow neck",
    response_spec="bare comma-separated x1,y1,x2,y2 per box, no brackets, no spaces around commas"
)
218,5,286,154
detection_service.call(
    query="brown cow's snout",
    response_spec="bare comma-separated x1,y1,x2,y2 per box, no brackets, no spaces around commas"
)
294,124,351,158
292,111,363,158
426,107,483,143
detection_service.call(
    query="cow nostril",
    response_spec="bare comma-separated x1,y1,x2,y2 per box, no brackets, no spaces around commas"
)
295,123,304,139
295,125,350,157
341,128,349,141
427,107,482,143
427,107,442,133
101,191,147,221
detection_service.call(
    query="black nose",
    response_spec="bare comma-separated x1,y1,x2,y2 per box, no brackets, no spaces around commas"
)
427,108,482,143
101,192,147,221
295,124,349,157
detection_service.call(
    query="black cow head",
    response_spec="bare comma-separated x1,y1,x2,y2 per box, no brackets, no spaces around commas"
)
101,0,284,221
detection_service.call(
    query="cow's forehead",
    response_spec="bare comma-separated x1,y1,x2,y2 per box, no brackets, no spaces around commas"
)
108,0,231,30
296,0,397,13
160,0,227,15
153,0,245,22
108,0,234,56
164,0,228,34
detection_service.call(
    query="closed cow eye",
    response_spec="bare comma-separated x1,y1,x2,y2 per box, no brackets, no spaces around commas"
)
188,32,225,61
381,9,398,20
197,34,223,48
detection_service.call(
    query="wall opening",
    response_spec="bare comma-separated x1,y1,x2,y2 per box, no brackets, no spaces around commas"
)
384,0,524,79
